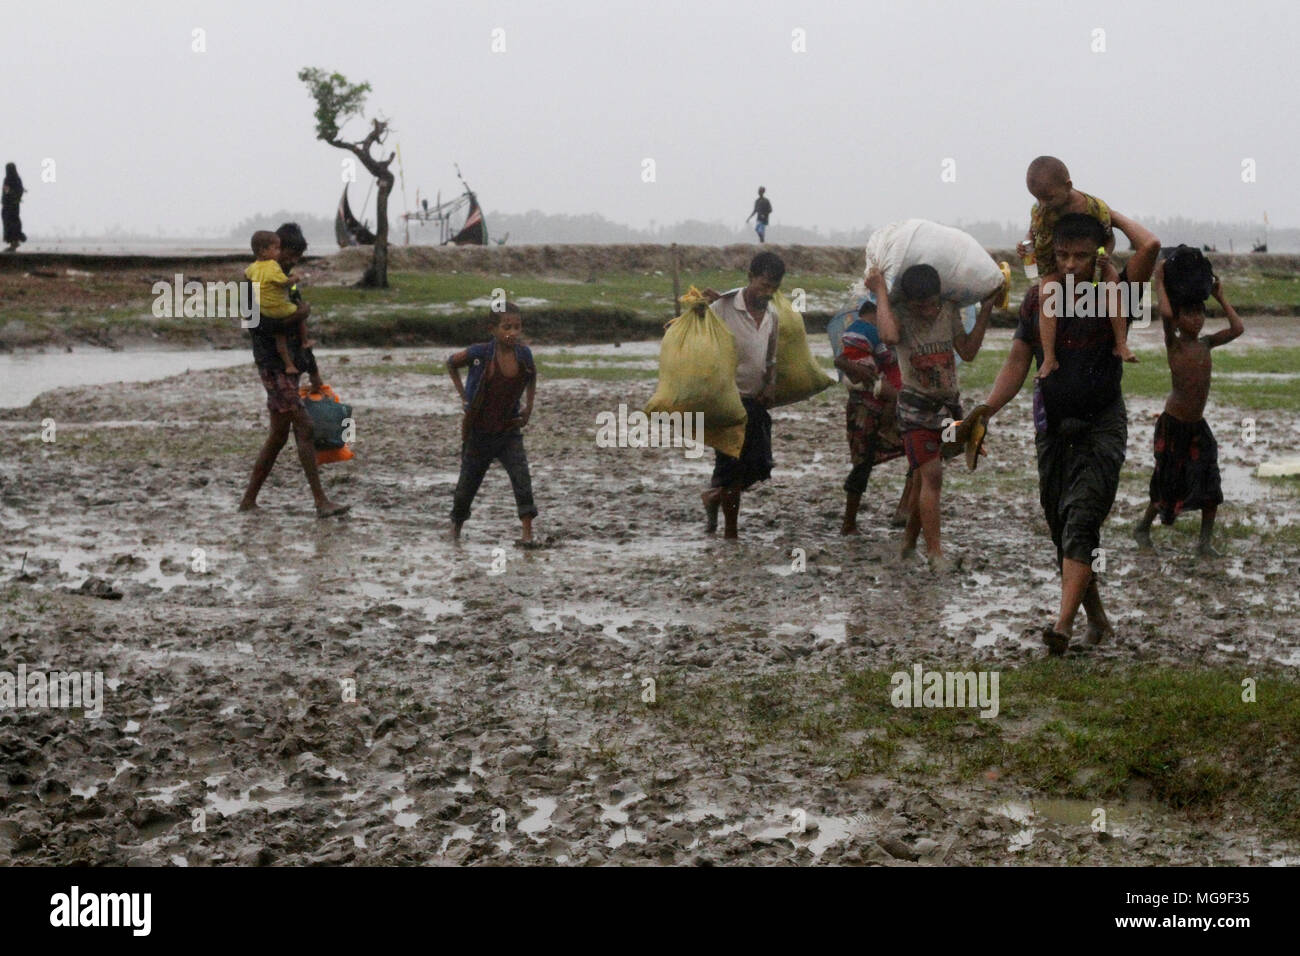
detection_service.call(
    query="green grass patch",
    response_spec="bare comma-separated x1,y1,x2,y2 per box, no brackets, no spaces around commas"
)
308,269,853,320
646,661,1300,837
951,343,1300,413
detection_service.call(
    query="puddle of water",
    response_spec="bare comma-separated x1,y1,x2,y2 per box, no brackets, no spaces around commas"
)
0,348,250,408
537,341,661,359
440,825,474,855
698,805,890,857
772,614,847,644
525,605,662,644
384,795,420,828
1220,464,1281,504
7,542,212,596
601,792,650,848
518,797,557,837
608,827,646,849
940,575,1043,648
143,782,189,805
996,798,1141,853
600,793,644,825
394,597,466,621
206,777,304,818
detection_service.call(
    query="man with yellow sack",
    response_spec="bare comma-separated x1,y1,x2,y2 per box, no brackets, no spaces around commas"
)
699,252,787,538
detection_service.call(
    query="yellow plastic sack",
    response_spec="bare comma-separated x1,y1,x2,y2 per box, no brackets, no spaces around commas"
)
771,291,835,406
645,288,748,458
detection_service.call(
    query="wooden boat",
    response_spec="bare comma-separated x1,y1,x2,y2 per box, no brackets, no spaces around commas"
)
335,185,377,248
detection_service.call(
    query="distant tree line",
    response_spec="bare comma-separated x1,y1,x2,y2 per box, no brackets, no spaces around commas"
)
219,209,1296,252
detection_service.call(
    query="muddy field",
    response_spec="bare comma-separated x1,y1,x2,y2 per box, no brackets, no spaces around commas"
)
1,334,1299,866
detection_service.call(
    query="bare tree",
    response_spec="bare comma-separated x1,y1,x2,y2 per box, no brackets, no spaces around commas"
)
298,68,395,288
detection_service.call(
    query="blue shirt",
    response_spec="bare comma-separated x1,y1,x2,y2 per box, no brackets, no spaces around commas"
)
461,340,536,417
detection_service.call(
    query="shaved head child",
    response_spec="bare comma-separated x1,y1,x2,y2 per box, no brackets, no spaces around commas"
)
1036,214,1137,380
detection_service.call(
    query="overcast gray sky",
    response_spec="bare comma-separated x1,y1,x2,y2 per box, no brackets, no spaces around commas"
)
5,0,1297,236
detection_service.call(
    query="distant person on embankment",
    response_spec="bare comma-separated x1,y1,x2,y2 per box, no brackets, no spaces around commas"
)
2,163,26,252
746,187,772,243
238,222,348,518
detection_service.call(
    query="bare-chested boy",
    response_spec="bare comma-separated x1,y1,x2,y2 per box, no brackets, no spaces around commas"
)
447,304,538,545
1134,247,1244,557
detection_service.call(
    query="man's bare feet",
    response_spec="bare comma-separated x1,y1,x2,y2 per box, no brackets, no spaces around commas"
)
1115,344,1137,363
1084,622,1114,646
316,501,350,519
840,522,860,536
927,552,955,574
1042,626,1070,656
519,517,533,544
238,499,258,512
702,489,720,533
450,521,463,541
1133,525,1155,552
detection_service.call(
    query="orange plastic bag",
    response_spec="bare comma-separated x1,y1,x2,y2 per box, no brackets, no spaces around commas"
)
299,384,355,465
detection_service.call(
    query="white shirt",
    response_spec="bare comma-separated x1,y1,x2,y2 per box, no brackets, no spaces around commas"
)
712,287,778,398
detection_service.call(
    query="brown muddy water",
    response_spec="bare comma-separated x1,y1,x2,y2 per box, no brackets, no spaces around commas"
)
0,340,1298,865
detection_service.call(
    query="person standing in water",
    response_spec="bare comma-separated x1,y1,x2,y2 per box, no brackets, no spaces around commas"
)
746,187,772,243
3,163,26,251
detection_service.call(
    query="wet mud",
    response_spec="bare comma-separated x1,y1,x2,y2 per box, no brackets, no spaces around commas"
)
1,343,1298,865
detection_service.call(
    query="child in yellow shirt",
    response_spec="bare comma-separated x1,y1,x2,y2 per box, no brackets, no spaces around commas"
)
246,230,310,375
1019,156,1134,378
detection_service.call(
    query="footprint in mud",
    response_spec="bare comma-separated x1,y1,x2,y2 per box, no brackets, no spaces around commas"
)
515,535,561,550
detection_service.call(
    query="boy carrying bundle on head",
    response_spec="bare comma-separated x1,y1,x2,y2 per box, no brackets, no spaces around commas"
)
1134,247,1243,557
1019,156,1134,376
869,263,997,573
447,303,539,545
